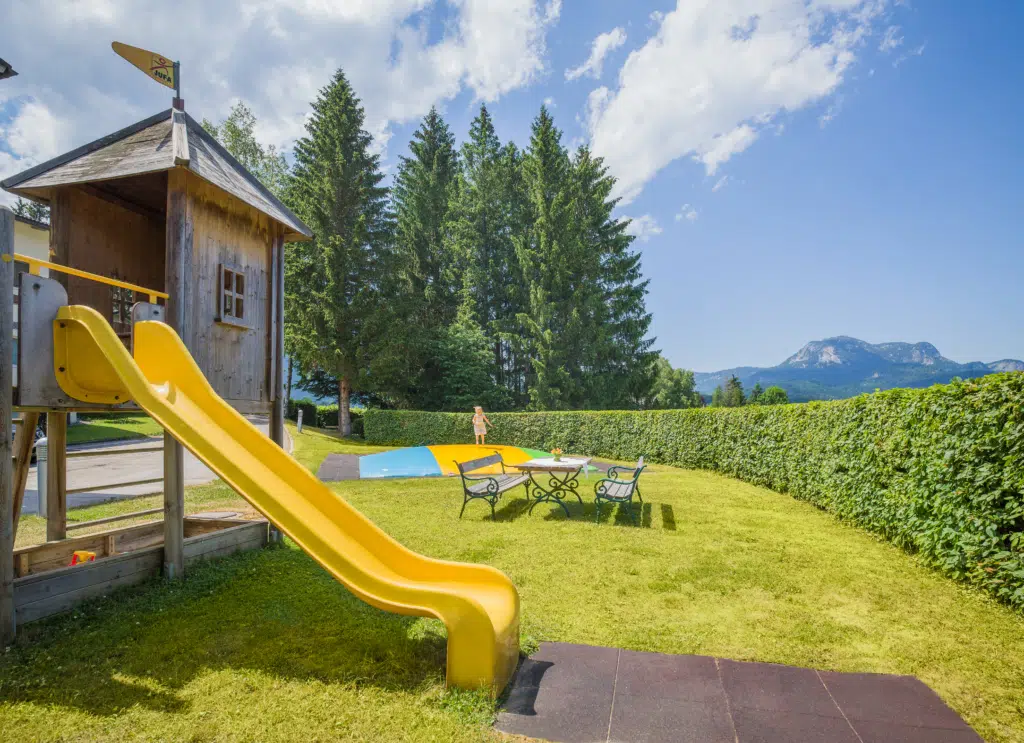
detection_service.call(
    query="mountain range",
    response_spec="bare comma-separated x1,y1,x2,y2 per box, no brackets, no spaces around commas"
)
693,336,1024,402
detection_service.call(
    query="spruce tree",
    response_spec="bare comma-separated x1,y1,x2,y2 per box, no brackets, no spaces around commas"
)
285,69,395,435
515,106,577,409
392,107,461,408
393,106,460,323
570,146,655,407
447,105,528,405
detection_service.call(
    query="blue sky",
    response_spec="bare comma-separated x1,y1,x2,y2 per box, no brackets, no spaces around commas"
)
2,1,1021,371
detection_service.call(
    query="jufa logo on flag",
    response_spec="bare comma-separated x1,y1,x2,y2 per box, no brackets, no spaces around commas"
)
112,41,177,91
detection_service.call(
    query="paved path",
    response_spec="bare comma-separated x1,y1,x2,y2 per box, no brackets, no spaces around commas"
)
496,642,981,743
21,416,290,514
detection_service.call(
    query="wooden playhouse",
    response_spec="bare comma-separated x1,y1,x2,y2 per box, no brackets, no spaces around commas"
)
0,104,311,642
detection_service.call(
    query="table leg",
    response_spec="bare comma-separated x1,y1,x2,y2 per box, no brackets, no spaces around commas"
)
525,469,581,517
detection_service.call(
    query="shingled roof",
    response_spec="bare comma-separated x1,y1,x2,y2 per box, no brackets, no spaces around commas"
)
1,108,312,241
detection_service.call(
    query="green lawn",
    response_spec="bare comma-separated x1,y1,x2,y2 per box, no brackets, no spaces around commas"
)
65,414,163,446
3,426,1024,741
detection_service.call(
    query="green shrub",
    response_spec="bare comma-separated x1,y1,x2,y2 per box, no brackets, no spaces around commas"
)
364,373,1024,610
286,398,362,435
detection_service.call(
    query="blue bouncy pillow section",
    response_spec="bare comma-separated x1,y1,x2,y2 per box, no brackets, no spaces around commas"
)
358,446,443,479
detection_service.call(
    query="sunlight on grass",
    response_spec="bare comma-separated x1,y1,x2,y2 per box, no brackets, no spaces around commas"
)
4,425,1023,741
65,414,163,445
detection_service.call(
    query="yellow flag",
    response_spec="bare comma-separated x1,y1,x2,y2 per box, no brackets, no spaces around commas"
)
112,42,177,90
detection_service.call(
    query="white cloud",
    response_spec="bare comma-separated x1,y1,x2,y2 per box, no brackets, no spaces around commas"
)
879,25,903,52
623,214,662,241
544,96,556,108
711,174,730,192
565,27,627,81
585,0,891,204
675,203,698,222
0,0,560,196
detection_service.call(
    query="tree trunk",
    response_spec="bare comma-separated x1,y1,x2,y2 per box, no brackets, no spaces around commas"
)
338,376,352,436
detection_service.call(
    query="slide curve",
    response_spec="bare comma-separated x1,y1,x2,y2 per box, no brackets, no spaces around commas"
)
53,305,520,694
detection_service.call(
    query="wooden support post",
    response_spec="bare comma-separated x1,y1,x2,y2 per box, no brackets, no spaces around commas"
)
162,431,184,578
1,207,16,645
269,231,285,447
11,411,39,542
163,167,191,578
268,230,285,544
45,412,67,541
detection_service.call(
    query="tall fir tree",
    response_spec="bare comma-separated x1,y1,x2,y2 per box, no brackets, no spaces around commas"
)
392,107,461,407
570,146,656,407
284,69,396,434
446,104,528,406
515,106,577,410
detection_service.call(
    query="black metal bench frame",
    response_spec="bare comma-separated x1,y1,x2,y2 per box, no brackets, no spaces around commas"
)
594,459,647,525
455,453,529,520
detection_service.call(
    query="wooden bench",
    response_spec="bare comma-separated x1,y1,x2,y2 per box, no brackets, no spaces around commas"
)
455,453,529,520
594,457,646,525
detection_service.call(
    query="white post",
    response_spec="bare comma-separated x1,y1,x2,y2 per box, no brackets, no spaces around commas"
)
296,408,303,434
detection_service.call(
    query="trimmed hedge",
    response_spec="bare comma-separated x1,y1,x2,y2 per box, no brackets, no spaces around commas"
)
365,373,1024,610
287,399,363,436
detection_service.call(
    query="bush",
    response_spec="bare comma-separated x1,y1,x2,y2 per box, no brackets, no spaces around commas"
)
286,398,362,436
365,373,1024,610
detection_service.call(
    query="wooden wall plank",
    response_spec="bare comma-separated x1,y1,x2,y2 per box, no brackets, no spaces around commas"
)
183,174,271,405
13,522,266,625
14,547,163,607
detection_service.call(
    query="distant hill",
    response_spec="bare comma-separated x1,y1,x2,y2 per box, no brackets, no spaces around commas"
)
694,336,1024,402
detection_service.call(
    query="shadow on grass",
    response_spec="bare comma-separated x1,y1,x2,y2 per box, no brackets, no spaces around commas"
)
0,546,446,720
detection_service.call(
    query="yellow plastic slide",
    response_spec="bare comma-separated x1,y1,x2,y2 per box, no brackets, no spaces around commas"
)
52,306,520,694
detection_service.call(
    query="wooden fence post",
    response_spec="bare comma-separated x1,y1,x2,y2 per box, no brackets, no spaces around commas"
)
1,207,16,644
45,412,67,541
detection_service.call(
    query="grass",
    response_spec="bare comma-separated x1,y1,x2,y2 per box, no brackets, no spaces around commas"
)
3,426,1024,741
65,414,163,446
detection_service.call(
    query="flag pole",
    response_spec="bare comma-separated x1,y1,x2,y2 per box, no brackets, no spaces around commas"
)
173,60,182,110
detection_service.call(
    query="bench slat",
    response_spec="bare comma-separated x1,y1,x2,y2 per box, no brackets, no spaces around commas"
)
457,453,504,473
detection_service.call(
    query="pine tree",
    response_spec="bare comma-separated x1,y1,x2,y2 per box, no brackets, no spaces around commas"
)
447,105,528,405
723,375,746,407
392,107,461,408
285,69,396,435
515,106,577,410
748,383,764,404
393,106,460,323
570,146,655,407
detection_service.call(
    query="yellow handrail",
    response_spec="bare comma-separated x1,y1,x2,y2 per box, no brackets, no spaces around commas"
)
4,253,168,303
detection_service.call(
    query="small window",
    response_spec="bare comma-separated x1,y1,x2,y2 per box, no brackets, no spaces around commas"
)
219,264,247,327
110,283,135,336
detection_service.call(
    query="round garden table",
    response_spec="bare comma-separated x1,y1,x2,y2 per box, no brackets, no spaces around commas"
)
511,457,592,517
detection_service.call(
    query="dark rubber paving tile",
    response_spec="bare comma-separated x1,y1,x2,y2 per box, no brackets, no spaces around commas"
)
720,659,842,717
731,707,860,743
493,644,982,743
609,691,734,743
852,719,984,743
616,650,723,701
820,671,972,730
496,644,617,743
